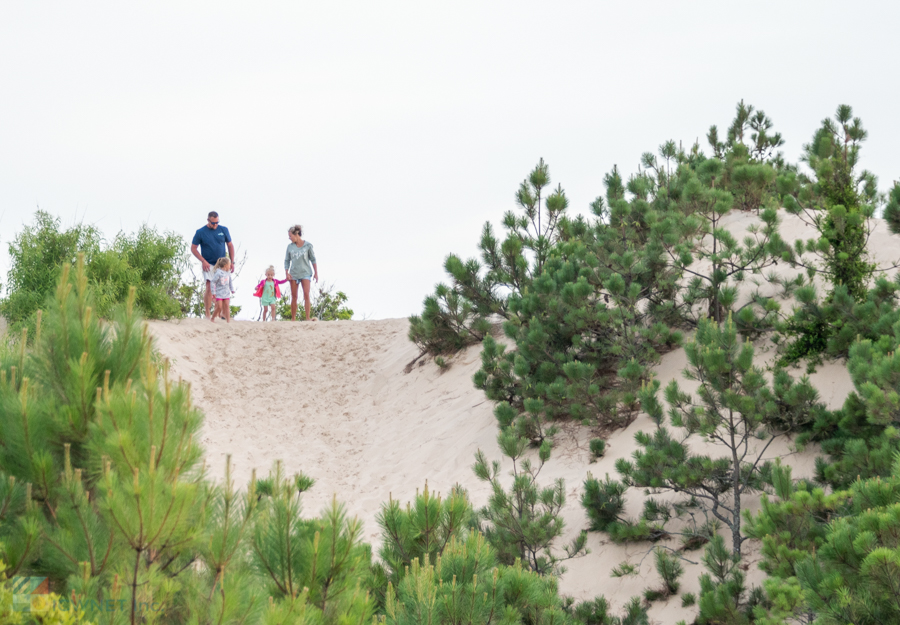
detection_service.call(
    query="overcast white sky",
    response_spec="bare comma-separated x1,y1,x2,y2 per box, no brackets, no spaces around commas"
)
1,2,899,320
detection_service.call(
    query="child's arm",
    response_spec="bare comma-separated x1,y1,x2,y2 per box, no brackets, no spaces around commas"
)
275,278,290,285
229,275,234,293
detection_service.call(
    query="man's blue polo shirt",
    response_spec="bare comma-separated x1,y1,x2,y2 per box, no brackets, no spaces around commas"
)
192,225,232,265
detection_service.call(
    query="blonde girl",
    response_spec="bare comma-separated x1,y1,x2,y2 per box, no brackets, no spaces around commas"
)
253,265,288,321
211,257,234,323
284,225,318,321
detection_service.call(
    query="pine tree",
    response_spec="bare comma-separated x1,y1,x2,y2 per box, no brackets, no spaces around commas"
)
383,532,573,625
883,181,900,234
618,316,819,556
779,104,879,303
374,481,472,598
250,461,374,623
787,457,900,624
409,159,568,357
472,431,587,576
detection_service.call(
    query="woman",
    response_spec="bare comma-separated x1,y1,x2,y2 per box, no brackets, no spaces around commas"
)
284,224,319,321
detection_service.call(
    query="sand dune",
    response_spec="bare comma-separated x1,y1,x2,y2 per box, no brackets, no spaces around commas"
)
147,322,850,623
147,210,893,621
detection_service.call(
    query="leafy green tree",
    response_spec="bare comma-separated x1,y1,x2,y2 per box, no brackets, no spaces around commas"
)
0,212,102,330
776,105,884,362
90,225,187,320
474,167,682,438
742,463,847,624
473,431,587,576
652,153,787,328
1,212,189,332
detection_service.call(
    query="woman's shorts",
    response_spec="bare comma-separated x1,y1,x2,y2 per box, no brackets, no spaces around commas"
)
291,275,313,282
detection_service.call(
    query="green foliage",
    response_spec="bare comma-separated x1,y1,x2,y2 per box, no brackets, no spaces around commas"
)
408,282,490,355
762,456,900,624
588,438,606,460
795,292,900,489
1,212,102,330
473,430,587,576
274,282,354,321
580,474,625,532
374,482,472,602
681,592,696,608
744,462,847,579
649,548,683,599
695,535,766,625
777,105,880,360
571,595,648,625
250,461,374,619
0,256,210,623
617,316,821,556
383,532,572,625
311,283,354,321
474,162,682,438
90,225,187,320
1,212,188,332
883,181,900,235
410,159,565,357
658,141,788,328
0,558,95,624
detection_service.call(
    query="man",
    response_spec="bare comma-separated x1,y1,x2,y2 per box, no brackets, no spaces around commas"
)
190,211,235,319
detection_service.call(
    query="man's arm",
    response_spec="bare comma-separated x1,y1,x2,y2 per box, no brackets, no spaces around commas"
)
191,244,211,272
227,241,236,272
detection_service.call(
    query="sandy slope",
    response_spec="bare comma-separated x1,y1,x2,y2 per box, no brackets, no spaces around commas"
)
147,211,896,622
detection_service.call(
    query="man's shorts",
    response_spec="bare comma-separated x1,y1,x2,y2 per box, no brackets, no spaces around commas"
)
202,267,216,282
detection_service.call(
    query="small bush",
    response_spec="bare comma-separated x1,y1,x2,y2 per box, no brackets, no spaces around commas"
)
655,548,683,596
274,282,354,320
581,474,626,531
589,438,606,459
681,592,696,607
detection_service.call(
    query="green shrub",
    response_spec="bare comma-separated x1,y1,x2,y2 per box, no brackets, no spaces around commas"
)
581,474,626,531
589,438,606,459
274,282,353,321
1,212,188,331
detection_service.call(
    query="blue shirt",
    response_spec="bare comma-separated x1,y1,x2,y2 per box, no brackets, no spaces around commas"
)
192,225,232,265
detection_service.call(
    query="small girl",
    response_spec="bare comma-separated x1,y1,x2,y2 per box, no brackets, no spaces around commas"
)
253,265,289,321
211,257,234,323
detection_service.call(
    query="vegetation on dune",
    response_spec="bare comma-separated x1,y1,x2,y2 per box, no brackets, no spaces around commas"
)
0,256,638,624
411,101,900,623
1,212,190,333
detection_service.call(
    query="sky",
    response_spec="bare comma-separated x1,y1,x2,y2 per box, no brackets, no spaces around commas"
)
1,2,899,320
